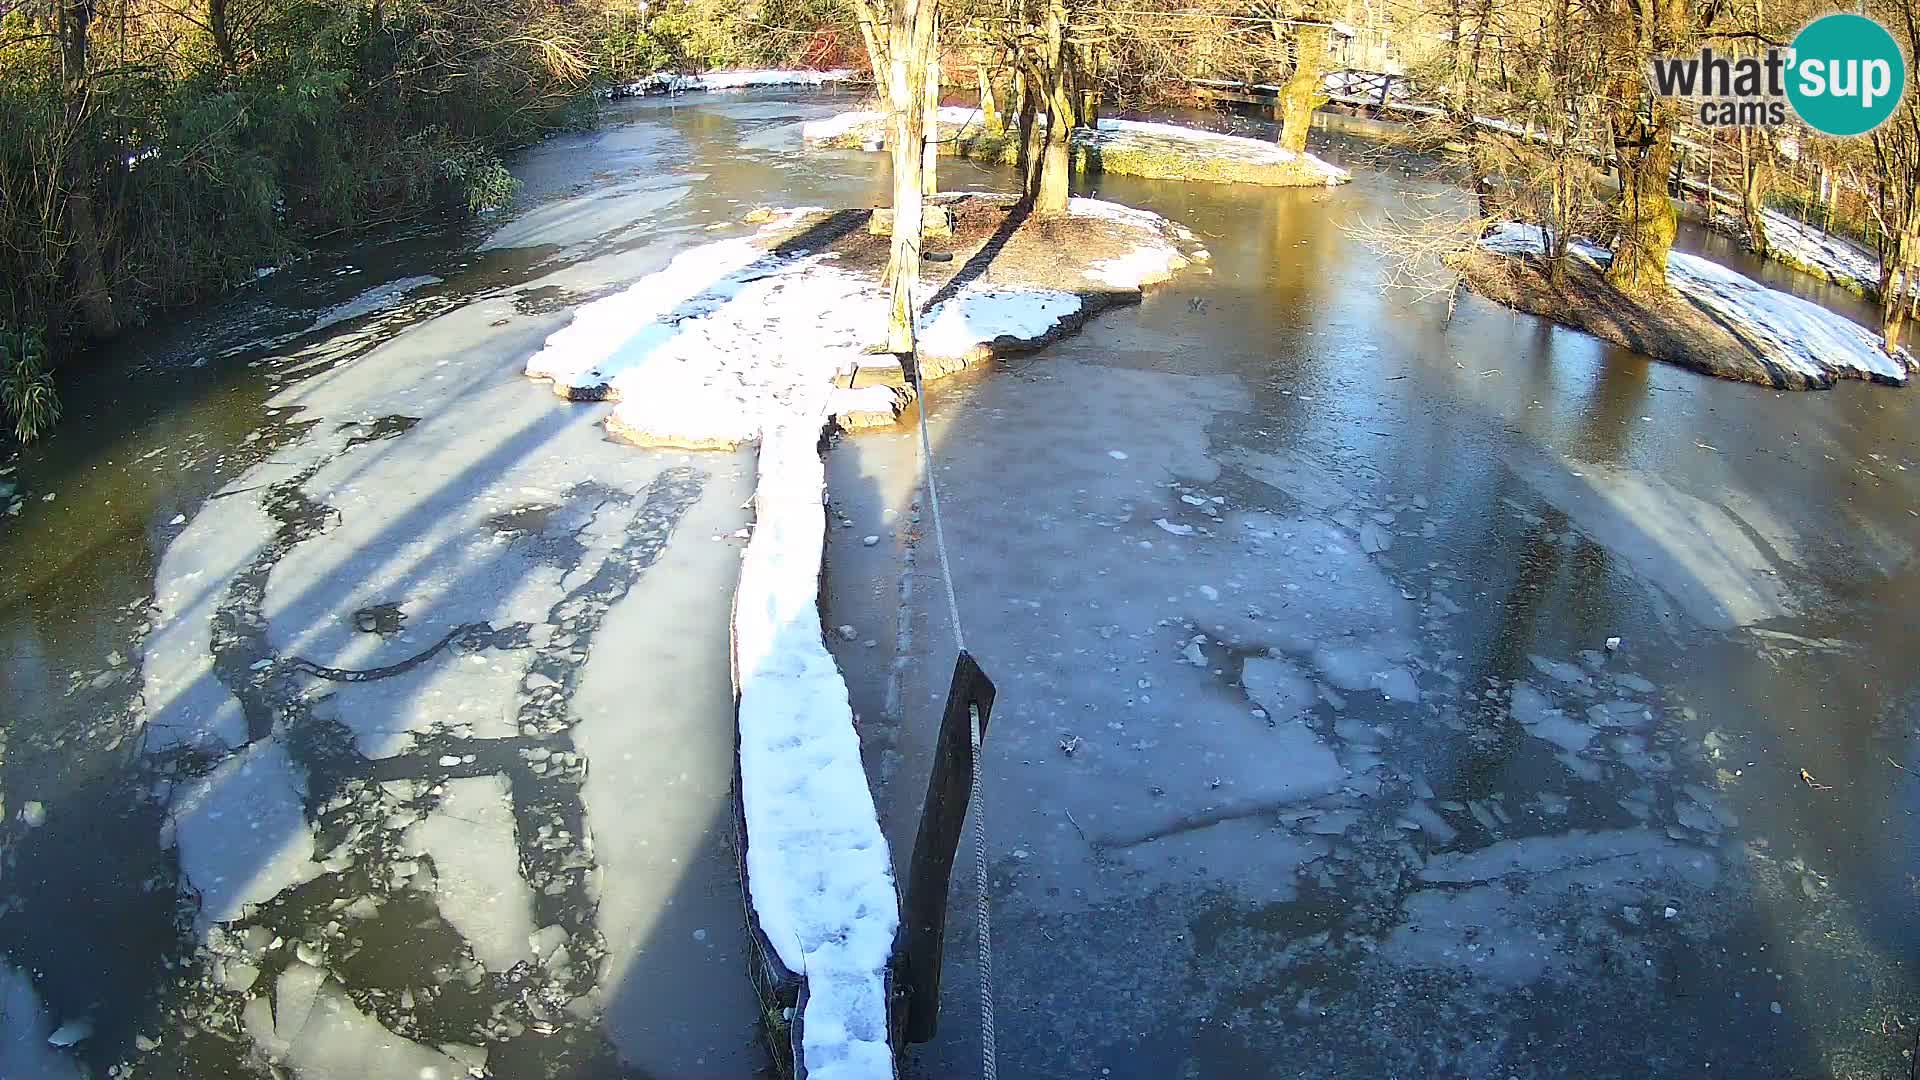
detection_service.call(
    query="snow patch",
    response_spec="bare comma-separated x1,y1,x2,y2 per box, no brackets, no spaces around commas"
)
1756,210,1881,293
921,287,1082,358
800,109,885,142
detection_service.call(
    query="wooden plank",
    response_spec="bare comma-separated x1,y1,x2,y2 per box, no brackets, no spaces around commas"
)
899,650,997,1044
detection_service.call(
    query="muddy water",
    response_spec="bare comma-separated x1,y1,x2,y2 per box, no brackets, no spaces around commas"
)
0,90,1914,1080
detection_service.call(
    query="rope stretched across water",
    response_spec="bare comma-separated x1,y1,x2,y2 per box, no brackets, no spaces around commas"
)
907,351,995,1080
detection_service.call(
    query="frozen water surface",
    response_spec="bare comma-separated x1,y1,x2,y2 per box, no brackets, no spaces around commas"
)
0,91,1916,1080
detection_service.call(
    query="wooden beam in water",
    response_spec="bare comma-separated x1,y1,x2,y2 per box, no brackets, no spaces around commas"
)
898,650,997,1044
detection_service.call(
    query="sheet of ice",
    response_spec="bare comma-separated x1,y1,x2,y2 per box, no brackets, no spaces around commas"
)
140,495,275,751
523,231,777,393
244,960,473,1079
0,962,82,1080
404,774,536,973
166,737,318,929
735,424,897,1080
1480,222,1913,385
304,275,441,336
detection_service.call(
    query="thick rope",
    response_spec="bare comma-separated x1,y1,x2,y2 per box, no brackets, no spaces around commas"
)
907,352,993,1080
910,357,967,657
969,702,996,1080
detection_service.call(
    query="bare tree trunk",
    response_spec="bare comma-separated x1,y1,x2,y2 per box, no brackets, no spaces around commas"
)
922,48,939,196
58,0,117,340
1738,127,1771,256
1883,230,1913,352
1278,22,1329,154
1603,0,1689,299
1030,0,1073,214
1014,68,1040,201
877,0,938,353
1448,0,1468,116
1606,113,1678,297
1463,0,1491,118
978,59,1001,136
209,0,238,73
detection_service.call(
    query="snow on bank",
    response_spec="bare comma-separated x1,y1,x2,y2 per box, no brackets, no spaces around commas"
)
802,107,1351,186
616,68,852,97
1753,210,1882,295
1685,182,1894,298
1481,223,1913,386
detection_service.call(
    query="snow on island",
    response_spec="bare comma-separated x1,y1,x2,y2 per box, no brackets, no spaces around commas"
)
1476,223,1915,389
522,196,1197,1078
613,68,853,98
803,106,1350,187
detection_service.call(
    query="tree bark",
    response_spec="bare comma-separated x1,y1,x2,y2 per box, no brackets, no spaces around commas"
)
58,0,117,340
1738,127,1770,257
1882,229,1913,352
1014,68,1040,201
209,0,239,74
1029,0,1073,214
978,60,1001,136
1605,112,1678,297
922,50,939,197
1278,22,1330,154
872,0,939,354
1603,0,1692,299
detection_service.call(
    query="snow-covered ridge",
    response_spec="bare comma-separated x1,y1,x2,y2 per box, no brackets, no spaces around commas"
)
1682,180,1891,299
614,68,853,98
1480,222,1914,386
802,108,1350,187
1749,209,1882,296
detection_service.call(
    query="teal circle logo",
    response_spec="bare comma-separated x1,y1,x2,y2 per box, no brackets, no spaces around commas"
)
1787,14,1907,136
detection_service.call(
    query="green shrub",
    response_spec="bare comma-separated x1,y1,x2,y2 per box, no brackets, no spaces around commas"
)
0,328,60,444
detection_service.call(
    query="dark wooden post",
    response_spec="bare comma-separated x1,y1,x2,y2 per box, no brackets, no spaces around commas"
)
900,650,996,1043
